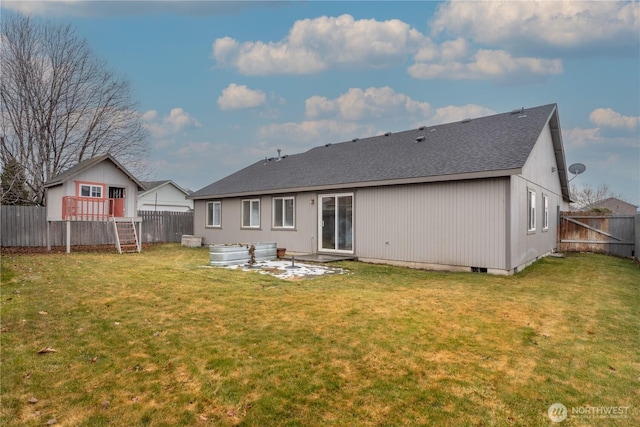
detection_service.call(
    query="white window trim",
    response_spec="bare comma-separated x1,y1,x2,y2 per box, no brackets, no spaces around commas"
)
318,192,354,254
80,183,103,198
206,201,221,228
542,195,549,231
242,199,261,228
272,196,295,229
528,189,536,232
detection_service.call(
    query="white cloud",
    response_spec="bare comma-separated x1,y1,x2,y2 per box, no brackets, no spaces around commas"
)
563,126,639,149
431,0,640,54
589,108,639,131
217,83,267,111
257,87,496,153
563,127,601,149
428,104,496,125
211,12,569,81
408,48,563,81
305,86,432,121
141,108,201,139
257,120,375,146
212,14,426,75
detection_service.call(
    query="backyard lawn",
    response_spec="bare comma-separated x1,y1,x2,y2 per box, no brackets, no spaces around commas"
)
0,244,638,426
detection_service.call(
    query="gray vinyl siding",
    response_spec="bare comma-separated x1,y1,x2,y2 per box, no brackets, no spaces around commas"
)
355,178,509,270
508,122,570,272
193,121,569,274
194,192,318,252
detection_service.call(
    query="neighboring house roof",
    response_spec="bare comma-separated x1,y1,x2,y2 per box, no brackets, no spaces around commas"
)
44,154,145,190
190,103,570,200
140,180,192,196
583,197,638,215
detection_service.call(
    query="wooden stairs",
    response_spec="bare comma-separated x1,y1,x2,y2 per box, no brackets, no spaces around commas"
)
113,218,141,254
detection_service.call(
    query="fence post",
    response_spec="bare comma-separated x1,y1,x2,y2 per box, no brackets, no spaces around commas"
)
66,220,71,253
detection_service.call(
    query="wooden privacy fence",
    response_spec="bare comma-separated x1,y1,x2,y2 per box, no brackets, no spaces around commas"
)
139,210,193,244
1,205,193,247
559,212,636,258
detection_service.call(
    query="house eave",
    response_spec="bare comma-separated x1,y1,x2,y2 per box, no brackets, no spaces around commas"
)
44,154,145,191
189,168,521,200
548,106,572,202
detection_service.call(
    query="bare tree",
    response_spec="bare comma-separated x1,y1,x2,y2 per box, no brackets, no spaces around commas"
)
570,183,624,209
1,13,149,205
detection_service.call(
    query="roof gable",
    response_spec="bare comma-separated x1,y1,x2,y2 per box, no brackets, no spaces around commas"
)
44,154,144,190
140,180,191,196
191,104,568,199
584,197,638,214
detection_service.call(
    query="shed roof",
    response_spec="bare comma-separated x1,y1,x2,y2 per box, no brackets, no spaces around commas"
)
190,103,570,200
44,154,145,190
140,180,192,196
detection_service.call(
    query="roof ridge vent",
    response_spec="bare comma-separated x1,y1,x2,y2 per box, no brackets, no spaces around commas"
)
461,118,472,123
384,132,391,136
352,138,359,142
324,143,332,147
511,107,525,115
418,126,426,131
415,136,426,142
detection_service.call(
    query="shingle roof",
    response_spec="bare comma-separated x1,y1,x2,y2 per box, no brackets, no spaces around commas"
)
141,180,170,191
191,104,567,199
44,154,144,190
140,180,192,195
583,197,638,215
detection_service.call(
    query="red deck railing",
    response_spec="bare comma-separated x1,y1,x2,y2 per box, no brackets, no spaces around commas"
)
62,196,116,221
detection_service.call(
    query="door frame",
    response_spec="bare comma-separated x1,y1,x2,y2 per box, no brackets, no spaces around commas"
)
318,192,354,254
108,186,126,217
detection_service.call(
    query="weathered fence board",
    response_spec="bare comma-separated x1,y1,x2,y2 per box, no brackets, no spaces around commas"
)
139,211,194,243
559,212,636,258
1,205,193,247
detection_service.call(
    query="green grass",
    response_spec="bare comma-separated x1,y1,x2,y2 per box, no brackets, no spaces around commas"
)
1,244,638,426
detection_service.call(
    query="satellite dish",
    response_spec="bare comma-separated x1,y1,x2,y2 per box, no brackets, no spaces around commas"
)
568,163,586,175
568,163,586,181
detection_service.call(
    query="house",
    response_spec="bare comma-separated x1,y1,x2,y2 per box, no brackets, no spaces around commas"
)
44,154,145,253
189,103,572,275
138,180,193,212
582,197,638,215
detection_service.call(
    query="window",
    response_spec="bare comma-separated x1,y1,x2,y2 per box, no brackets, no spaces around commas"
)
206,201,221,227
242,199,260,228
543,195,549,231
273,197,295,228
528,190,536,232
80,184,103,198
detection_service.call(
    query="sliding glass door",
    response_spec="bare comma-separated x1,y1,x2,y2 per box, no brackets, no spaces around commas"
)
320,194,353,253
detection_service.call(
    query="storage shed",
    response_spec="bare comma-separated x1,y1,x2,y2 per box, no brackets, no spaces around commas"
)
138,180,193,212
44,154,145,253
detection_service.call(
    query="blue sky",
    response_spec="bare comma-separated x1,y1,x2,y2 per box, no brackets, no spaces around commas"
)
3,1,639,205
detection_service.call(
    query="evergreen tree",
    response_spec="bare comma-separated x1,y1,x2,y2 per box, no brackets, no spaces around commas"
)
1,157,31,205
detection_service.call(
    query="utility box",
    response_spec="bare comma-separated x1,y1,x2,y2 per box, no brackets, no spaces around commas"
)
181,235,202,248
